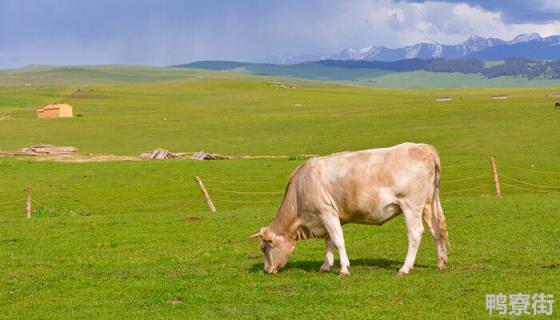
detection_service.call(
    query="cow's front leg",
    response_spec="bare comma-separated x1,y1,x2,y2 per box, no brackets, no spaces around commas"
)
399,204,424,275
321,214,350,275
319,237,334,272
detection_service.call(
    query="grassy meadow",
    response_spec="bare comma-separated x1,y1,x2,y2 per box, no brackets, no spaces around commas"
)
0,67,559,318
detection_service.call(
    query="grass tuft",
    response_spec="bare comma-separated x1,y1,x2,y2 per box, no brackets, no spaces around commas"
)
33,206,92,217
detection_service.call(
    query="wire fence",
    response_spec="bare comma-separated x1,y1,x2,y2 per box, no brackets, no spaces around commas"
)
1,157,559,216
0,184,205,217
0,198,25,212
499,163,560,175
499,174,560,189
199,158,560,208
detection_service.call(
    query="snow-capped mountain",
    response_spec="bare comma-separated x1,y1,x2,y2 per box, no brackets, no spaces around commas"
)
252,53,330,65
332,34,514,61
333,33,560,61
459,35,506,55
255,33,560,64
467,33,560,60
337,45,377,60
510,32,542,44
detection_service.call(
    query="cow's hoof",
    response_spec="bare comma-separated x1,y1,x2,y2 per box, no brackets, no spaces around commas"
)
437,261,446,270
397,271,409,276
319,266,331,273
339,270,351,276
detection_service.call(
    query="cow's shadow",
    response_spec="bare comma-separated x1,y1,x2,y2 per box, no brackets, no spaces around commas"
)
249,258,429,273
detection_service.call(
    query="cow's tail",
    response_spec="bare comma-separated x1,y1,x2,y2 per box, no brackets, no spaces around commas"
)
432,157,449,248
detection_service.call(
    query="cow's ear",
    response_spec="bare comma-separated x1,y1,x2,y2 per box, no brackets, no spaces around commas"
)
248,227,276,244
260,227,275,244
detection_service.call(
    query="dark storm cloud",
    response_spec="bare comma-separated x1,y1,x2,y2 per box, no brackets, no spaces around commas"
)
0,0,360,68
407,0,560,24
0,0,559,68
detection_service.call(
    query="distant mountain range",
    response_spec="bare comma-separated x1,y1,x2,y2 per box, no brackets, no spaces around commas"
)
255,33,560,63
174,33,560,86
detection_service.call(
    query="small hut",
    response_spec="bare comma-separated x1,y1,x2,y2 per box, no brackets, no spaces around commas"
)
37,103,73,119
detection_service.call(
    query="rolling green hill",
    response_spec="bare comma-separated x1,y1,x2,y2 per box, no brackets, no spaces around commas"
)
3,63,560,88
176,61,390,81
370,70,560,88
0,65,206,86
178,60,560,88
0,64,358,89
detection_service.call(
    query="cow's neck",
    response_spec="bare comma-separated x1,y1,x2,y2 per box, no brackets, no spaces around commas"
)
269,200,314,241
269,201,300,238
268,183,309,240
268,176,315,241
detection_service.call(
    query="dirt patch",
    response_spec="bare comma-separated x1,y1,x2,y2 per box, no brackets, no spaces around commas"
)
268,285,295,292
68,88,104,99
335,109,372,116
167,298,182,305
245,252,258,259
33,154,140,162
184,216,202,222
18,145,78,156
1,145,318,163
539,262,558,269
461,263,491,271
8,273,30,281
167,271,187,277
269,82,296,89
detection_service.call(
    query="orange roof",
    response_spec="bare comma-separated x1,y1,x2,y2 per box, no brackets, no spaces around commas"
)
37,103,72,112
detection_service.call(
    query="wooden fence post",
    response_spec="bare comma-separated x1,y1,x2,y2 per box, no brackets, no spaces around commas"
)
26,185,32,219
194,176,216,213
490,157,502,198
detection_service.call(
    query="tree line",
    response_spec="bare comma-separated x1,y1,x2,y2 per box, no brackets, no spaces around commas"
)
317,58,560,79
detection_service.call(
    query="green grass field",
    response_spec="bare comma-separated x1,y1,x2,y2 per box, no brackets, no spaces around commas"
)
0,67,559,318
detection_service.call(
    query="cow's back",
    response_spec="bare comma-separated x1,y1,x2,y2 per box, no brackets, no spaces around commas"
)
293,143,438,225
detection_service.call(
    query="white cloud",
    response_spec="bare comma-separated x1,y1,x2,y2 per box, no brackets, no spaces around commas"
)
537,0,560,12
327,0,560,49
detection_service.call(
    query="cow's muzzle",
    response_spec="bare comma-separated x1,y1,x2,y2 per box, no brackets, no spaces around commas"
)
264,266,278,274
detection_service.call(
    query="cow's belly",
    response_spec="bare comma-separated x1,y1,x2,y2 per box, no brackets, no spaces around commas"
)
337,187,403,225
343,203,402,225
298,202,402,239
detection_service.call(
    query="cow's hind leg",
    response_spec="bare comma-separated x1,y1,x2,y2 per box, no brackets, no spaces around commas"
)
320,212,351,276
398,203,424,275
422,204,447,270
319,237,334,272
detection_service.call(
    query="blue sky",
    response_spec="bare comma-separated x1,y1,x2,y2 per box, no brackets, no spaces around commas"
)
1,0,559,68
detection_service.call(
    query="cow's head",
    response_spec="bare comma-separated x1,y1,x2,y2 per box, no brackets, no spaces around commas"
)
249,227,295,273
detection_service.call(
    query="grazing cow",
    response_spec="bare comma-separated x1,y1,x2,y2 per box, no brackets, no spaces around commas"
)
250,142,448,275
555,102,560,109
